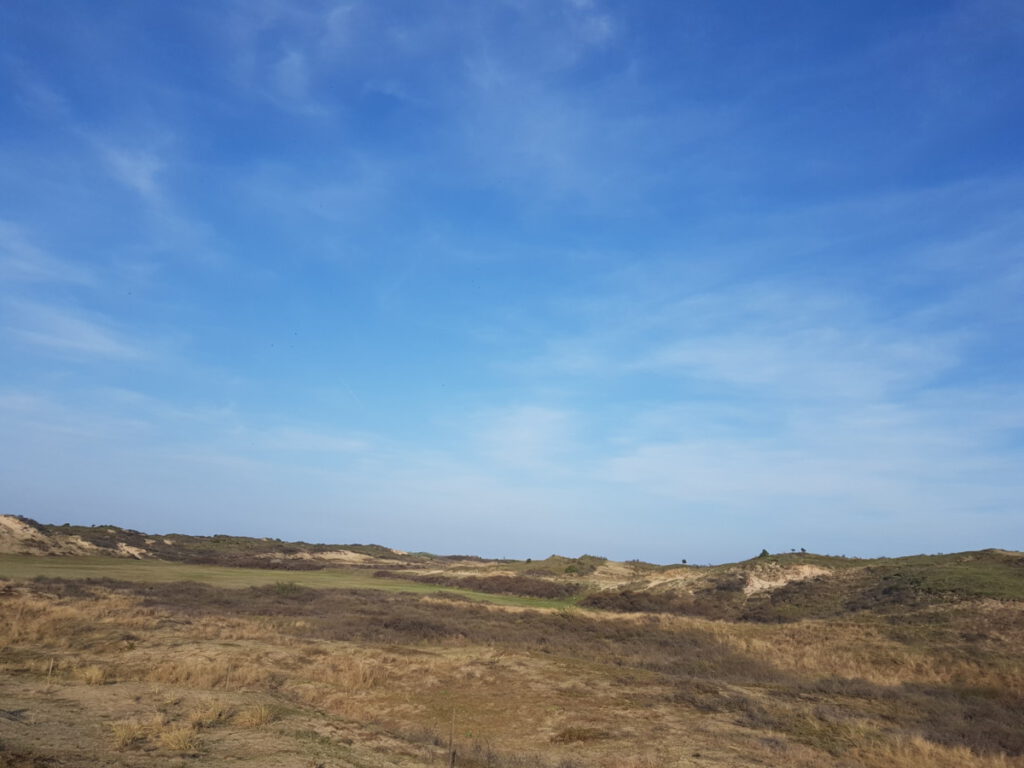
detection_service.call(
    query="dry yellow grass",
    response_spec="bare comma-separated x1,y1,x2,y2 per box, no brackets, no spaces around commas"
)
318,653,393,690
649,610,1024,692
3,580,1024,768
235,703,276,728
857,734,1018,768
604,758,661,768
0,592,157,649
74,663,108,685
188,698,230,728
157,724,201,752
109,718,146,749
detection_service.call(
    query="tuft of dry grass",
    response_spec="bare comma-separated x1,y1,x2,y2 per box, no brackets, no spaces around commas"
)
606,757,661,768
188,698,230,728
109,718,145,749
550,726,612,743
235,703,276,728
145,654,279,690
320,655,391,691
75,663,107,685
157,724,201,752
856,734,1017,768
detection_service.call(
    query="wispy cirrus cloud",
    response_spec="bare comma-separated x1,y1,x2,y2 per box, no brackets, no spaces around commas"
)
98,145,166,202
219,0,352,113
0,221,95,286
212,0,636,204
2,300,147,361
85,135,227,267
6,57,72,119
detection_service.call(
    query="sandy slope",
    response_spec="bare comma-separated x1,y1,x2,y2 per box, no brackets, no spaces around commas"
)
0,515,102,557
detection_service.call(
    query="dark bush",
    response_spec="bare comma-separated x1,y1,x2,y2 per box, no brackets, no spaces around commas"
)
579,589,739,619
372,571,582,599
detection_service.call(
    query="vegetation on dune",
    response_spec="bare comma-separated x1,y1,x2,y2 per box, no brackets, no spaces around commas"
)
34,518,411,565
583,551,1024,622
749,552,1024,618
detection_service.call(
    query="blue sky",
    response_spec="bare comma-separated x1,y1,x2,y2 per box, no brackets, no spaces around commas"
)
1,1,1022,563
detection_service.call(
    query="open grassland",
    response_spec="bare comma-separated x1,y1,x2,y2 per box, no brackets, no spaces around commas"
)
3,571,1024,767
3,523,1024,767
0,554,574,609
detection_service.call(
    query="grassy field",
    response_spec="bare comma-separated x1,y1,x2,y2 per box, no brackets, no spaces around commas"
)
0,554,575,609
3,573,1024,768
6,517,1024,766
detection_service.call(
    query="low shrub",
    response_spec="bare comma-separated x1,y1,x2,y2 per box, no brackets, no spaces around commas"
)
158,725,201,752
551,726,612,743
109,719,145,749
235,703,276,728
373,571,582,599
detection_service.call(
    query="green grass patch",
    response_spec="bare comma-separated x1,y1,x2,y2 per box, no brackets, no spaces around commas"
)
881,559,1024,601
0,555,576,609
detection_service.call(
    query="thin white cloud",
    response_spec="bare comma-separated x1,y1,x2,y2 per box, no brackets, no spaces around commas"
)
6,58,71,118
522,277,964,401
84,133,227,266
222,0,342,114
238,158,394,238
0,391,50,414
98,145,165,201
627,325,961,401
3,300,147,360
600,387,1024,524
272,49,311,104
0,221,95,285
0,385,372,462
217,0,630,199
320,4,355,53
573,7,615,47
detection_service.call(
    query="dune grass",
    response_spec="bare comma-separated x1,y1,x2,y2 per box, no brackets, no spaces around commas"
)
6,576,1024,768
